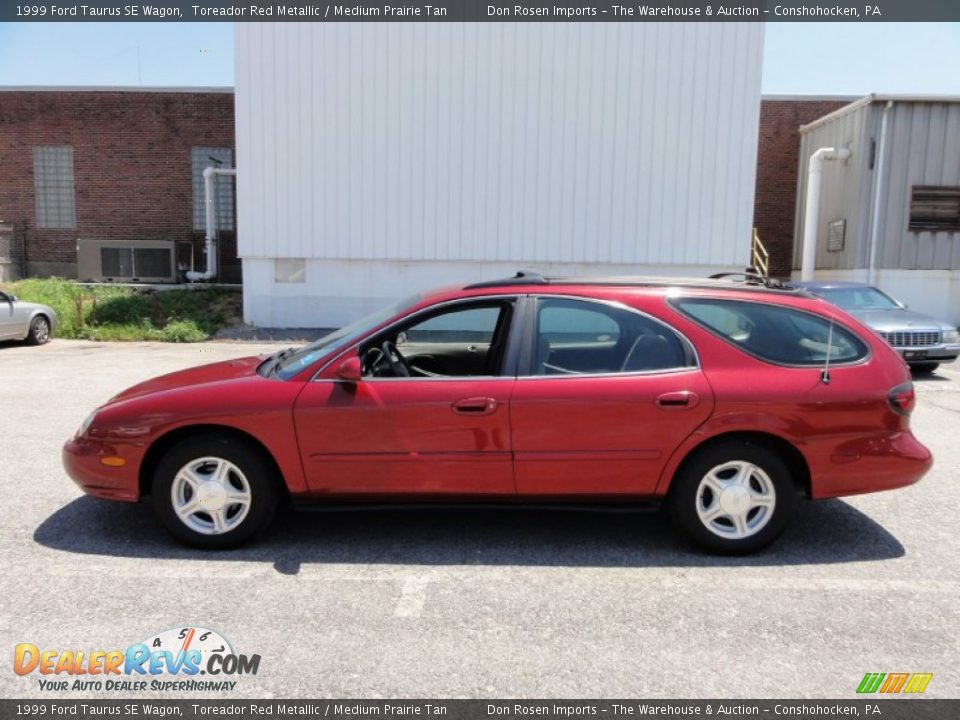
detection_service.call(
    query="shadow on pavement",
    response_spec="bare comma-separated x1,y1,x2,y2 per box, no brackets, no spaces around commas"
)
911,370,951,382
35,496,904,574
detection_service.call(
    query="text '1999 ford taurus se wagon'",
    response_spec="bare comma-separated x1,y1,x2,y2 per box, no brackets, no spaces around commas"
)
63,273,932,554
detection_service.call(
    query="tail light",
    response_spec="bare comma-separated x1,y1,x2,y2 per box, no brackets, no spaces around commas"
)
888,382,916,416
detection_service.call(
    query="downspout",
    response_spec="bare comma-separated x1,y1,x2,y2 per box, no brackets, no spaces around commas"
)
867,101,894,286
800,147,852,281
186,166,236,282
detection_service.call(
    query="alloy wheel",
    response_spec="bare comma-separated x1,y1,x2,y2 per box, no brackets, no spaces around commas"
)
170,456,252,535
694,460,776,539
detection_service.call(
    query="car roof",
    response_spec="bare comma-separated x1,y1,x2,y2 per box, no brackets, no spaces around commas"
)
463,271,804,295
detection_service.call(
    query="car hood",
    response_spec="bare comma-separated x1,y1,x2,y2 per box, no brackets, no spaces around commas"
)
109,355,266,403
844,308,946,332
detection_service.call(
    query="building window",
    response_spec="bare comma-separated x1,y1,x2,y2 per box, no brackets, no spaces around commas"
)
192,147,234,232
33,146,76,229
275,259,306,283
909,186,960,232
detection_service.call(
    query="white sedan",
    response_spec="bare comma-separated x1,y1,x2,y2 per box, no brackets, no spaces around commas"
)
0,290,57,344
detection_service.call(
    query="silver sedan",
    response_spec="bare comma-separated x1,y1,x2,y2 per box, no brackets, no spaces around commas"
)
794,281,959,372
0,290,57,345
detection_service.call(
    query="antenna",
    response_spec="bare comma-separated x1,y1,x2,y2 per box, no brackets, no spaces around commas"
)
821,320,835,385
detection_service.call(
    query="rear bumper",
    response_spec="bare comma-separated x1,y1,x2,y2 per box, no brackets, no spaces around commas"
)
809,430,933,499
62,436,141,502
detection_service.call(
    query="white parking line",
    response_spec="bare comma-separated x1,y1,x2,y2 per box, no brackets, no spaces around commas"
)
393,576,430,618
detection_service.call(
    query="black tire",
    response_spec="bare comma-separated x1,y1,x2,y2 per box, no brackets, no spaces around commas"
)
668,440,797,555
910,362,940,373
25,315,51,345
151,434,280,549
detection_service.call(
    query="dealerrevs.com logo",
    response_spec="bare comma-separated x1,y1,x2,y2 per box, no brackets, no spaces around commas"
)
13,626,260,692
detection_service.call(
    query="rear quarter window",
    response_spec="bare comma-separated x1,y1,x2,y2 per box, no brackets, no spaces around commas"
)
671,297,869,366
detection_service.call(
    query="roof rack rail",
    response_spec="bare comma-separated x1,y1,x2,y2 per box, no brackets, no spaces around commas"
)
464,271,549,289
708,272,794,290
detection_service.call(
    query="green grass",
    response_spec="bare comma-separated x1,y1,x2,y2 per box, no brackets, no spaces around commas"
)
1,277,242,342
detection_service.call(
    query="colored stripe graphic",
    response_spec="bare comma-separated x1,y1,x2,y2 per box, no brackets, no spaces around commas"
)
880,673,909,693
857,672,932,694
857,673,885,693
903,673,933,694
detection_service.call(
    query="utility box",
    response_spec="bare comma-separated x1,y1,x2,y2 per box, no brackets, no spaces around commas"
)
77,239,176,283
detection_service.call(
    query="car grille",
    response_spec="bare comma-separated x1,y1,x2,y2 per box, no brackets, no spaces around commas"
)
880,330,941,347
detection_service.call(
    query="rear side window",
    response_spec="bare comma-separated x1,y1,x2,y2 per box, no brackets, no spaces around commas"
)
529,298,693,375
671,298,868,366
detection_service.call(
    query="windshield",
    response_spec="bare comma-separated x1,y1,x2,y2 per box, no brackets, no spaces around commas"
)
815,286,900,312
273,294,422,380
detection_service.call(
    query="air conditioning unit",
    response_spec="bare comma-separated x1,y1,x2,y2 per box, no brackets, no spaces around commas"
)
77,239,176,283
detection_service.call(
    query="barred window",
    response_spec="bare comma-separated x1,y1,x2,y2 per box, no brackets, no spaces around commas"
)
909,186,960,232
191,147,234,231
33,146,76,229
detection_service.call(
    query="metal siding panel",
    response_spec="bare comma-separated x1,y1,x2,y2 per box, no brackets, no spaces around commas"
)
943,106,960,270
236,23,761,267
913,105,936,269
931,104,958,270
880,107,910,270
852,107,875,269
700,25,724,267
898,107,925,269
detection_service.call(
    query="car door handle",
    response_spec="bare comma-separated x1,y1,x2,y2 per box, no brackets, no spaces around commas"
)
452,397,498,415
656,391,700,409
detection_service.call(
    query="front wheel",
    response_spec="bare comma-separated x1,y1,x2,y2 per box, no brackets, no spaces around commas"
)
668,441,797,554
152,435,280,549
26,315,51,345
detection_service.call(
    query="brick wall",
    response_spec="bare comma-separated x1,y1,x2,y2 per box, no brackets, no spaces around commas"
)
0,90,238,282
753,97,854,278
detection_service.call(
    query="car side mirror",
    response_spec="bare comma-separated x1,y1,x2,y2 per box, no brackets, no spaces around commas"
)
336,356,363,383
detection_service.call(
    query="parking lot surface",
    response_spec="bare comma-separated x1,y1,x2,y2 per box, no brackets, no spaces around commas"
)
1,338,958,699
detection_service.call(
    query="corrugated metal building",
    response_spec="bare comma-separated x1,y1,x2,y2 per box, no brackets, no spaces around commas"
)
794,95,960,324
235,23,764,328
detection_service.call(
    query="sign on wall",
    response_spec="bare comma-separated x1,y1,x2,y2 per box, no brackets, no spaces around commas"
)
827,219,846,252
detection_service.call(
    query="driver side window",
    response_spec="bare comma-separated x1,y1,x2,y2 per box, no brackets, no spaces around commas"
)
362,301,513,379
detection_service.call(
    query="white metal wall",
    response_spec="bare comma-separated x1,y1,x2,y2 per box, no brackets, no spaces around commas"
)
235,22,764,327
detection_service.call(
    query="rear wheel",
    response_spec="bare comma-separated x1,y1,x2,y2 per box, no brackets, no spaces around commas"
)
151,434,280,549
668,440,797,554
910,362,940,373
25,315,51,345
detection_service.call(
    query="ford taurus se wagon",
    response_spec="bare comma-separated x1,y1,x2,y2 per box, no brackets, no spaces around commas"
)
63,273,932,554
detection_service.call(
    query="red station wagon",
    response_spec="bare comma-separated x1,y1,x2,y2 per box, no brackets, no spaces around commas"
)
63,273,932,554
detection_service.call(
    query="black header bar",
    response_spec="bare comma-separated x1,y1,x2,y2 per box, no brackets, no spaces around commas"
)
3,0,960,22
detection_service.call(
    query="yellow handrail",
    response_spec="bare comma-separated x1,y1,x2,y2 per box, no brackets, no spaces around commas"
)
751,228,770,277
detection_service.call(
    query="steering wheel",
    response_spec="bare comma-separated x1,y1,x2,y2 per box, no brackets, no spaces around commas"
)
381,340,411,377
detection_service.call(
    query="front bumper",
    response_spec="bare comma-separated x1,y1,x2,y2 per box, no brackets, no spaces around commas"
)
896,342,960,364
62,436,141,502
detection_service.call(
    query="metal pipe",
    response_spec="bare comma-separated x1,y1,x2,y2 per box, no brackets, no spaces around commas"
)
186,166,236,282
867,101,894,286
800,147,851,281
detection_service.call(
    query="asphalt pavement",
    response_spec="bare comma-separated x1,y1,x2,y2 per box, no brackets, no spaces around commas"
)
1,338,957,699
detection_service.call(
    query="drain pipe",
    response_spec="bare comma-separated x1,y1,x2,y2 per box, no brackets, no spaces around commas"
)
186,166,236,282
800,147,851,281
867,101,894,286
